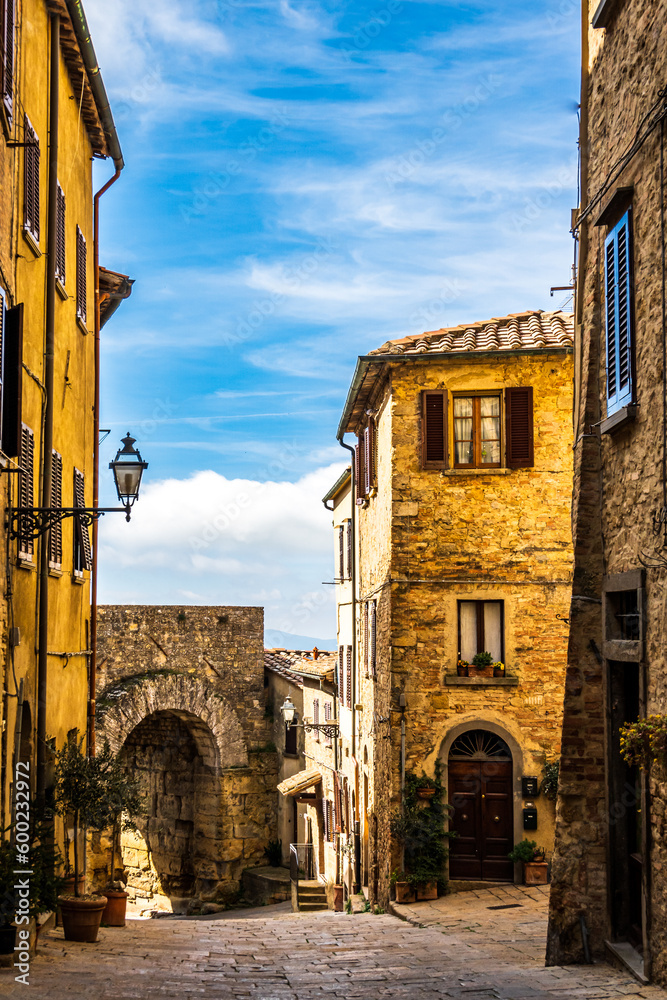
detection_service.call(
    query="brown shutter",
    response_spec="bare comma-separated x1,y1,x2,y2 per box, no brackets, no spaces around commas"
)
323,798,329,842
333,772,342,833
2,0,14,120
369,600,377,678
324,702,332,747
338,644,344,696
76,227,87,323
363,602,369,676
421,391,448,468
23,117,39,241
0,290,4,444
505,387,534,468
2,303,23,457
363,422,375,493
346,645,352,708
313,698,320,743
354,439,365,502
73,468,92,571
55,185,66,284
18,424,34,559
346,519,352,579
49,451,63,568
338,525,344,580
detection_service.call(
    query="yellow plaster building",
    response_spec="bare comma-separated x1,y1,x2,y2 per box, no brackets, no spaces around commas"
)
312,310,574,909
0,0,130,837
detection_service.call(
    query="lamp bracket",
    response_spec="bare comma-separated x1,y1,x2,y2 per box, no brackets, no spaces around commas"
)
302,722,340,739
7,505,131,540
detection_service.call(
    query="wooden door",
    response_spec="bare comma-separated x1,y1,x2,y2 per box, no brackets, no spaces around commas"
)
448,760,513,881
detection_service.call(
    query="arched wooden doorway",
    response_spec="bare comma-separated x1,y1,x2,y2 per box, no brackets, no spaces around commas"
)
448,729,514,882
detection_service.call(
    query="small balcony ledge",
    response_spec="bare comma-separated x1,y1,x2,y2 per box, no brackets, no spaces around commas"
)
444,675,519,687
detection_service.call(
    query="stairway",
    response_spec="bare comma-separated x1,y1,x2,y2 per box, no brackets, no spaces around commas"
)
297,880,329,912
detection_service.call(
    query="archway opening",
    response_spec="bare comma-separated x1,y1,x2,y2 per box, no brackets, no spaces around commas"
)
448,728,514,883
119,710,220,907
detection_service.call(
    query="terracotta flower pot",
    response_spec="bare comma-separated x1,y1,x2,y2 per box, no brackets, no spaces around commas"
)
58,895,107,943
394,882,415,903
416,881,438,900
456,664,469,677
524,861,548,886
493,666,505,677
333,884,344,912
417,787,436,800
102,890,128,927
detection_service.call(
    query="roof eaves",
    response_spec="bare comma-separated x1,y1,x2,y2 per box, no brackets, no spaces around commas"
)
322,467,352,504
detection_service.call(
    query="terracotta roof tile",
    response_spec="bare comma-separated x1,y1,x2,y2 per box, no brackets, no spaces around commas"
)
369,309,574,357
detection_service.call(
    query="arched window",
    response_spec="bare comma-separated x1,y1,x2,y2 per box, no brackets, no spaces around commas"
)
449,729,511,761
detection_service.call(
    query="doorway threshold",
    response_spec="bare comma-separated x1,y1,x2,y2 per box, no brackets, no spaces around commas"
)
604,940,647,985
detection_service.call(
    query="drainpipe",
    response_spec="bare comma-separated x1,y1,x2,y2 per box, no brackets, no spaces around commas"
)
574,0,589,437
36,13,59,807
63,0,125,757
337,435,357,761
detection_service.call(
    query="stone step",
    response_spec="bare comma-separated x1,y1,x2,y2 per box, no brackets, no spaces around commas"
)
298,901,329,912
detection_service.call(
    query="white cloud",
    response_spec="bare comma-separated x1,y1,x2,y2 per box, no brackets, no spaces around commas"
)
97,462,346,638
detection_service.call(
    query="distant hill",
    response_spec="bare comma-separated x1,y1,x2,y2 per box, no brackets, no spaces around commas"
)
264,629,336,652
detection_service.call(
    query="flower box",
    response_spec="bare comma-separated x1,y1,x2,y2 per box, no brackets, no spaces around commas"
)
394,882,415,903
524,862,548,886
416,881,438,900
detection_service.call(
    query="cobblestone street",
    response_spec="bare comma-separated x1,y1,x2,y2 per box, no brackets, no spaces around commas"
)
1,886,665,999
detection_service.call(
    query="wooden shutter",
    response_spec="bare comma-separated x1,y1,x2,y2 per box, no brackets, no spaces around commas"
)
605,211,634,414
55,185,66,285
421,391,448,468
23,117,39,242
338,525,344,580
324,702,332,748
0,289,4,445
355,437,366,502
2,303,23,457
345,645,352,708
73,468,91,571
76,226,87,323
338,645,344,696
363,421,375,493
505,387,534,468
313,698,320,743
2,0,14,121
48,451,63,568
346,520,352,579
369,600,377,678
363,601,369,676
333,772,342,833
323,798,329,842
18,424,34,560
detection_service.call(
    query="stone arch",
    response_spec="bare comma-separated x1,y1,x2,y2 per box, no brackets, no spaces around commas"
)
96,672,248,770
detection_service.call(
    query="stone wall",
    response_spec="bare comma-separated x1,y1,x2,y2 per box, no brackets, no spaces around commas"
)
93,605,278,913
547,1,667,982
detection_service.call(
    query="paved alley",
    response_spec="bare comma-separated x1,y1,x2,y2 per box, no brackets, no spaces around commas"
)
0,887,665,1000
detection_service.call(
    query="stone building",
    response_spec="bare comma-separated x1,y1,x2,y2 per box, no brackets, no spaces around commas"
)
0,0,131,855
93,606,279,913
547,1,667,986
308,310,574,909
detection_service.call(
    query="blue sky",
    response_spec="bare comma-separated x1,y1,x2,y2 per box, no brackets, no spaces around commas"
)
88,0,580,643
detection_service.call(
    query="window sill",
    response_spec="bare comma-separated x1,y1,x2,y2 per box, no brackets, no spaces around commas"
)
22,228,41,257
602,639,642,662
441,468,512,477
76,316,89,336
17,556,35,570
71,572,86,585
444,675,518,687
48,566,63,578
56,279,67,301
601,404,636,435
282,752,300,760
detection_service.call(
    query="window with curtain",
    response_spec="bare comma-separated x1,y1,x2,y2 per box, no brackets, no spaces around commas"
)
458,600,504,662
453,394,501,468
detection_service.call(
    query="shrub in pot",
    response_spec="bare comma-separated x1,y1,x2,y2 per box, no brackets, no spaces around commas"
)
508,839,548,885
97,744,143,927
471,651,494,677
391,761,455,900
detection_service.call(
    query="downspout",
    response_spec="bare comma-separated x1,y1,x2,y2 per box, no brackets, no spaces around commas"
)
64,0,125,756
36,13,59,807
337,435,357,762
574,0,589,439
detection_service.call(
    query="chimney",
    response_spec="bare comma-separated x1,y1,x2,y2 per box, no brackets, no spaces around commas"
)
312,646,319,660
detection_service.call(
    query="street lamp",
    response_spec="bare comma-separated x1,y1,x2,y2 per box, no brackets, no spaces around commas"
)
109,432,148,520
280,695,339,739
6,432,149,540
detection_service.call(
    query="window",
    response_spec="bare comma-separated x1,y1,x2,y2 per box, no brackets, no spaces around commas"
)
421,391,447,468
284,721,297,755
458,600,504,663
2,302,23,457
18,424,34,561
55,185,66,286
2,0,14,122
73,468,91,575
49,451,62,570
76,226,87,324
23,117,40,244
454,394,501,468
604,211,634,416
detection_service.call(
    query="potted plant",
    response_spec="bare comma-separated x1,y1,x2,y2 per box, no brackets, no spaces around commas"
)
508,839,548,885
390,870,414,903
54,734,115,942
415,773,437,800
0,818,66,953
97,742,143,927
391,760,455,901
619,715,667,771
470,651,494,677
492,661,505,678
541,759,560,801
456,656,469,677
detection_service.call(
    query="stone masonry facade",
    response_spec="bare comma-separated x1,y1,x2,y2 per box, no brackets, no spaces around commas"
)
92,605,278,914
547,0,667,983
